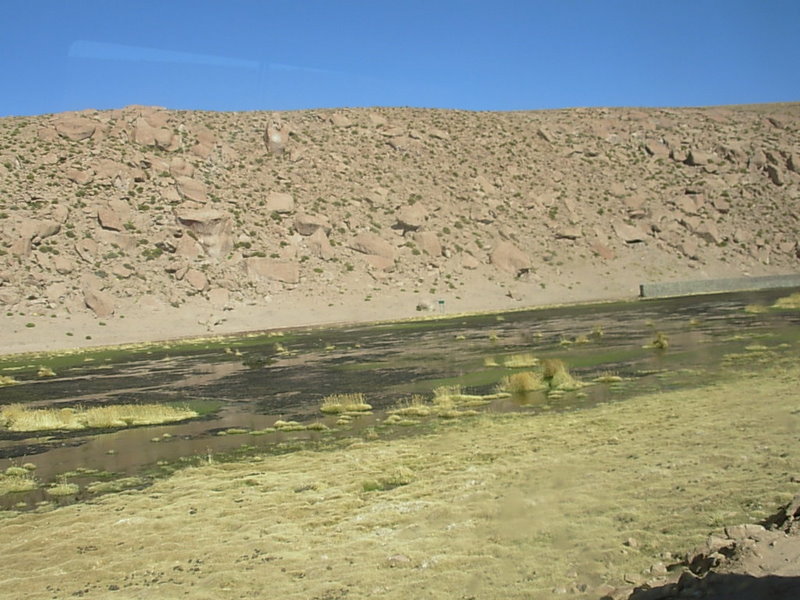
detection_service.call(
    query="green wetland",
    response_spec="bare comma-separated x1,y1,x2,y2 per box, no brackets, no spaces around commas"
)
1,288,799,512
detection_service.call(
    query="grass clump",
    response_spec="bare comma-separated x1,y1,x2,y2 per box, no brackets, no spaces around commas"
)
320,393,372,414
499,371,545,393
648,332,669,350
390,394,432,417
0,375,18,386
541,359,584,391
502,353,538,368
362,466,415,492
0,471,38,495
46,481,80,497
773,292,800,309
37,366,56,378
0,403,198,432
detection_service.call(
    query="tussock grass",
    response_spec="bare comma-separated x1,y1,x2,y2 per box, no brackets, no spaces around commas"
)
46,482,80,497
0,375,18,386
0,472,38,495
594,372,623,383
541,358,584,391
320,393,372,414
37,366,56,378
0,403,198,432
502,353,538,368
390,394,432,417
499,371,546,393
773,292,800,309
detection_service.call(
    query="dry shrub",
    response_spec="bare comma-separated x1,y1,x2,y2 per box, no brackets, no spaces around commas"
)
541,359,567,380
503,371,545,393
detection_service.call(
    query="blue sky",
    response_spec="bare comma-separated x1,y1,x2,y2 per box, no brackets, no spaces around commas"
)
3,0,799,116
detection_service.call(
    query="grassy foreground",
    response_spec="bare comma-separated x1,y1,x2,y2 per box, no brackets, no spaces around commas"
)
0,368,798,599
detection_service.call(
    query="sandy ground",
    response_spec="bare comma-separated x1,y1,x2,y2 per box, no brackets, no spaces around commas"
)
1,252,769,357
0,363,798,599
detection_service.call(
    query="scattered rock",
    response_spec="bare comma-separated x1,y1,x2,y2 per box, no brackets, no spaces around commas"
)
97,206,124,232
307,228,334,260
184,269,209,292
414,231,443,256
766,163,785,186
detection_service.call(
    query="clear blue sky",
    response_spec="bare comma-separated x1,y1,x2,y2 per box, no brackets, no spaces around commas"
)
3,0,799,117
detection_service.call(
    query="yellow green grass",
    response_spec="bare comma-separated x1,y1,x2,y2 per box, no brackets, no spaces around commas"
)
0,366,797,598
0,403,198,432
319,393,372,414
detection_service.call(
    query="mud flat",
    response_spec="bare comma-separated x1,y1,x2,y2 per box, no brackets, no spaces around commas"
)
0,358,798,599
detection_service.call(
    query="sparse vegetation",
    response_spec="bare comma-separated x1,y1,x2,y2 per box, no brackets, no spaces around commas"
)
0,403,198,432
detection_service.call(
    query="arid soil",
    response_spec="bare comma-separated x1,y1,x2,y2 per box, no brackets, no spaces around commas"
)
1,103,799,353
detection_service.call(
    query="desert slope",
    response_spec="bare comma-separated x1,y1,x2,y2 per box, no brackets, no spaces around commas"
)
1,104,799,352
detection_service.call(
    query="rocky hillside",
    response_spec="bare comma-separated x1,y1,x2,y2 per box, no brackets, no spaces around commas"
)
1,103,799,331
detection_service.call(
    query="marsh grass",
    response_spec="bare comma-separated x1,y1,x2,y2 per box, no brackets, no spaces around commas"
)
541,358,584,391
36,366,56,378
500,371,546,393
0,375,17,386
773,292,800,309
320,393,372,414
390,394,432,417
502,353,538,368
0,472,38,495
0,403,198,432
46,481,80,497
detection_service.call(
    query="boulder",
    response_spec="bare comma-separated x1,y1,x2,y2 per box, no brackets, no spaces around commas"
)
97,206,124,231
170,157,194,178
644,141,670,159
53,255,74,274
363,254,395,272
613,222,649,243
787,154,800,174
266,191,295,213
414,231,442,256
75,238,98,262
175,176,208,203
174,235,204,259
350,232,395,259
461,253,480,269
245,258,300,284
693,221,723,245
490,241,529,274
330,113,353,127
184,269,209,292
19,219,60,242
766,163,785,186
395,205,427,232
65,168,93,185
590,241,615,260
174,206,233,258
555,226,582,240
307,228,334,260
685,150,714,166
133,118,157,146
83,285,115,318
54,116,96,141
265,118,289,154
294,213,331,236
